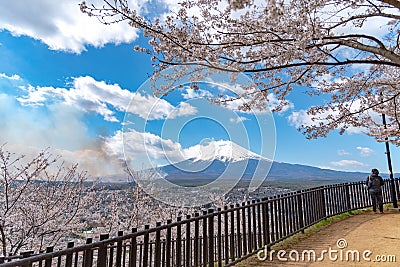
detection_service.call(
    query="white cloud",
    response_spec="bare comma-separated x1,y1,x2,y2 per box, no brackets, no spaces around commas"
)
168,102,198,118
105,129,186,168
330,160,368,167
17,76,197,122
266,93,294,114
287,99,379,135
316,165,335,170
357,146,374,157
287,110,365,134
182,87,213,99
0,0,143,53
0,76,198,176
18,76,132,122
0,75,197,176
287,110,314,129
337,149,351,156
126,93,197,120
229,116,249,123
0,93,92,150
0,73,21,80
0,90,193,175
0,94,125,176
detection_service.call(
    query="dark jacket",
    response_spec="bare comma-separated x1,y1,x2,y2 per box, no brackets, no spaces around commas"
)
366,174,384,190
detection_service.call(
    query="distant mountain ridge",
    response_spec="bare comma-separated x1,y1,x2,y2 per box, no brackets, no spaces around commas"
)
97,141,383,184
158,140,371,184
160,158,370,184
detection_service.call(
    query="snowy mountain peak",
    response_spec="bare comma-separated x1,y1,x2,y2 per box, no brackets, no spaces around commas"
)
183,140,270,162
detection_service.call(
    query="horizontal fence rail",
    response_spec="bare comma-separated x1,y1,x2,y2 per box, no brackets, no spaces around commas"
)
1,178,399,267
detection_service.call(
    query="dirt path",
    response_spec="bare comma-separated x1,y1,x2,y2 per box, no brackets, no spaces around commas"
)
237,210,400,266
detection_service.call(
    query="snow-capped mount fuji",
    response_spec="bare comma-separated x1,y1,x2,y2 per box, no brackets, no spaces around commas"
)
99,140,370,184
160,140,273,184
182,140,270,163
159,140,369,185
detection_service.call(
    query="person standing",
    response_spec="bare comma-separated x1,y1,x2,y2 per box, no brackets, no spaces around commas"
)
366,168,385,213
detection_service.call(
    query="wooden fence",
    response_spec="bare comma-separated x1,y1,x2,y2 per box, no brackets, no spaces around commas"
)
1,179,399,267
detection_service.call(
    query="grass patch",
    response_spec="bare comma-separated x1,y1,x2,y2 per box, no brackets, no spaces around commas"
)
384,201,400,209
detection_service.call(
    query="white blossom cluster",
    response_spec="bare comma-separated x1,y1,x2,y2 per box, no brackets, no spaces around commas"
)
0,146,95,256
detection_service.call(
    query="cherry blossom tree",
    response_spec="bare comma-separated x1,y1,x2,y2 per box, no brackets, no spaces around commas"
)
81,0,400,144
0,146,95,256
0,145,198,255
90,168,158,234
90,167,196,236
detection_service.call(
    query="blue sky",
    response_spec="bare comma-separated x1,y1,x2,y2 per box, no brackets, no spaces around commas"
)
0,0,399,178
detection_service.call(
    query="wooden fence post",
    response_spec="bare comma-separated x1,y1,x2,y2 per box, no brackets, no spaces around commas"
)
223,206,229,265
83,238,93,267
229,204,235,259
20,251,33,267
217,208,222,267
235,203,242,258
97,234,109,267
129,228,137,267
176,217,182,267
193,213,200,267
166,220,172,267
345,184,351,211
241,202,247,256
297,191,305,233
207,209,214,267
115,231,123,267
143,225,150,267
185,215,191,267
65,242,74,267
261,198,269,247
202,210,208,267
155,222,162,267
256,200,262,248
44,246,54,267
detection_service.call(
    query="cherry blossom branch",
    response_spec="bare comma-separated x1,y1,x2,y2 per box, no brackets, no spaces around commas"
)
378,0,400,10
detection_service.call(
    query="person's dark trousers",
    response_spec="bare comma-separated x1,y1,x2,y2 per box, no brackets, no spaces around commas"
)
369,189,384,212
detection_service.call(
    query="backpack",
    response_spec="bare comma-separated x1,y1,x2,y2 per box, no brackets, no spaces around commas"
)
367,175,382,189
